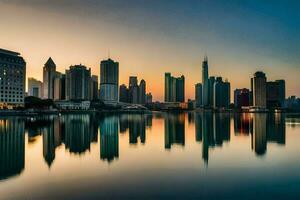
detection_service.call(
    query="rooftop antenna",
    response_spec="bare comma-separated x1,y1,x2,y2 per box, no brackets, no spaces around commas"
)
108,49,110,59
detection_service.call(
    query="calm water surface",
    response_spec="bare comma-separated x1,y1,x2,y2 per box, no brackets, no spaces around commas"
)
0,112,300,200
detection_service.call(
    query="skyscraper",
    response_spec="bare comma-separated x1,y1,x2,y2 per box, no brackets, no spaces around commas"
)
129,76,139,104
214,77,231,109
139,79,146,104
252,71,267,108
53,72,62,101
208,76,215,107
28,77,42,98
100,58,119,102
146,93,153,104
119,84,129,103
202,56,209,107
164,73,185,103
43,57,56,99
0,48,26,109
65,64,91,100
90,75,99,100
195,83,202,108
266,80,286,108
234,88,250,108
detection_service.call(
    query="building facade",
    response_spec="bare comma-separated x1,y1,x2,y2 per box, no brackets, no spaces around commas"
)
195,83,202,108
28,77,42,98
202,56,209,107
0,48,26,108
252,71,267,108
65,64,91,100
100,59,119,102
164,73,185,103
43,57,56,99
234,88,250,108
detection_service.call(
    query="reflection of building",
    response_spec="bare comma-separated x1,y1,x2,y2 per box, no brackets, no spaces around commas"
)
234,113,251,135
164,113,185,149
267,114,285,145
64,115,93,154
0,119,25,180
195,113,202,142
198,113,231,164
251,114,267,156
100,116,119,162
0,48,26,108
119,114,152,144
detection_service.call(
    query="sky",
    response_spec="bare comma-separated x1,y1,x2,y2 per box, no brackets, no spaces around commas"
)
0,0,299,101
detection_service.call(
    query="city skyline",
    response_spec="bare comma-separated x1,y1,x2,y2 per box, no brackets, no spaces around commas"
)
0,0,299,101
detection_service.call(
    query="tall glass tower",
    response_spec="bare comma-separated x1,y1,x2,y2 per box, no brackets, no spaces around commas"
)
202,56,209,107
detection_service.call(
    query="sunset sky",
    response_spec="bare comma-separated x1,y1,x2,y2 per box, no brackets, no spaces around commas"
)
0,0,299,101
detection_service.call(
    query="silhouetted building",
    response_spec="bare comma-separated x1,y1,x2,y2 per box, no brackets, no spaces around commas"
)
252,71,267,108
195,83,202,108
146,93,153,104
28,77,42,98
53,72,63,100
139,79,146,104
202,56,209,107
267,80,286,108
0,48,26,108
251,114,267,156
119,84,129,103
90,75,99,100
43,57,56,99
0,119,25,180
129,76,139,104
100,58,119,102
234,88,250,108
164,73,185,103
65,64,91,100
100,116,119,162
214,77,230,108
208,76,215,107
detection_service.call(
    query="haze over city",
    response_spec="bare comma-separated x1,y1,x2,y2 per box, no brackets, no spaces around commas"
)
0,0,299,101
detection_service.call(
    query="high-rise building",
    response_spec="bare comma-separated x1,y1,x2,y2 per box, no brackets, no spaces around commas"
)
267,80,286,108
234,88,250,108
65,64,91,100
53,72,62,101
202,56,209,107
213,77,230,108
129,76,139,104
28,78,42,98
208,76,215,107
90,75,99,100
43,57,56,99
100,58,119,102
195,83,202,108
146,93,153,104
119,84,129,103
252,71,267,108
139,79,146,104
0,48,26,109
164,73,185,103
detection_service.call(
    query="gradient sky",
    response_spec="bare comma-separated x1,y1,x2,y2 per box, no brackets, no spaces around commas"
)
0,0,299,101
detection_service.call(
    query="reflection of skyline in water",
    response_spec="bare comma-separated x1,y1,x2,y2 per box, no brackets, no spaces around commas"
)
0,118,25,180
164,113,185,149
0,112,290,181
194,113,230,164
